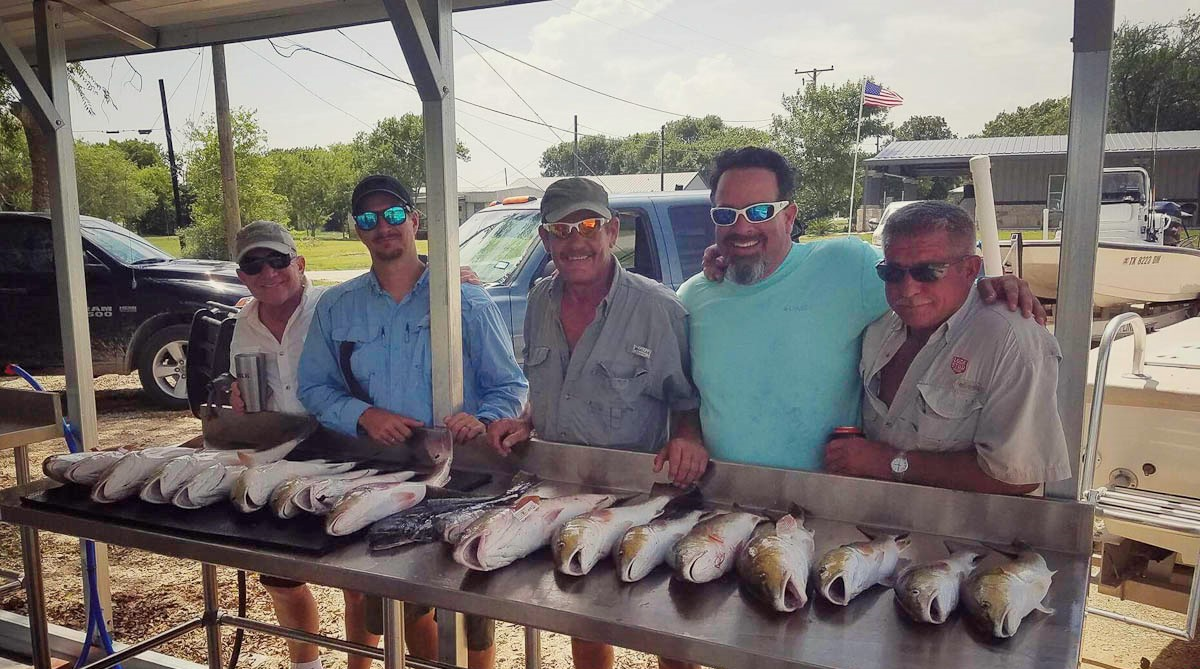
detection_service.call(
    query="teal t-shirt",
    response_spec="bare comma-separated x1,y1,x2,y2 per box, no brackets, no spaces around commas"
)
677,238,889,471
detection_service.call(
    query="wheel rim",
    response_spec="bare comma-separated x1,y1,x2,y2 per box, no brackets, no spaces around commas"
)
151,339,188,400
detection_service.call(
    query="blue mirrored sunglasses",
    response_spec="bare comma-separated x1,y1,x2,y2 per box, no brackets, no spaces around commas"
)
710,200,791,226
354,205,408,231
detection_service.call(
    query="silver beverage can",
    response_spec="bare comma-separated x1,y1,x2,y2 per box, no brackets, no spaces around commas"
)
233,352,267,413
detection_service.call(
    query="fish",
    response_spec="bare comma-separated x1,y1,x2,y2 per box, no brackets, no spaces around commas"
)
961,544,1056,638
669,510,766,584
453,493,618,571
90,446,194,503
234,436,304,467
231,459,358,512
553,488,700,577
139,450,245,504
368,473,541,551
300,471,418,516
173,463,247,509
735,510,816,613
325,482,430,536
436,481,567,545
43,448,128,485
616,507,712,583
893,542,985,624
815,527,911,606
269,469,381,519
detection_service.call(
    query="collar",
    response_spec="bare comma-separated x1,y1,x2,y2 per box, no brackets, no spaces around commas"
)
367,264,430,304
548,254,626,317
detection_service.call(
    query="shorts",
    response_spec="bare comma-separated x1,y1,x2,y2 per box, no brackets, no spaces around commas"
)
259,574,306,589
362,596,494,651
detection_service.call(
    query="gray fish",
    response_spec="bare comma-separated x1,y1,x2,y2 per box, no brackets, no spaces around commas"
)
232,459,358,513
962,544,1056,638
616,507,711,583
301,471,418,515
43,448,128,485
894,543,984,624
91,446,193,503
325,482,428,536
269,469,380,519
816,527,911,606
139,450,244,504
669,510,766,583
553,488,699,577
173,463,246,509
453,493,618,571
368,473,540,551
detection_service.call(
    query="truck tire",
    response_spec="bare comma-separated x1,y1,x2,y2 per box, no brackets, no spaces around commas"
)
137,324,192,409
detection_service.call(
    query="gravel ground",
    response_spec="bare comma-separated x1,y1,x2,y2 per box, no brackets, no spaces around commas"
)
1,373,1197,669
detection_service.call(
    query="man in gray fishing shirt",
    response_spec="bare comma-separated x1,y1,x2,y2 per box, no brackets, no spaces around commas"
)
824,201,1071,494
486,177,704,669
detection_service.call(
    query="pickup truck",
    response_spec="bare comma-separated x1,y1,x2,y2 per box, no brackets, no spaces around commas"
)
458,190,715,359
0,212,250,408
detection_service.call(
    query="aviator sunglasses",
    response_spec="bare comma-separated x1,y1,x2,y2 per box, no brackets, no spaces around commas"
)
354,205,409,231
541,217,607,239
239,251,294,276
710,200,791,226
874,255,974,284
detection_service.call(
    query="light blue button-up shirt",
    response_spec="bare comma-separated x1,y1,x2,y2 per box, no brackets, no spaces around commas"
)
298,268,528,436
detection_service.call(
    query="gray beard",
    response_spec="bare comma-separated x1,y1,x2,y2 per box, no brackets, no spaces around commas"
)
729,257,766,285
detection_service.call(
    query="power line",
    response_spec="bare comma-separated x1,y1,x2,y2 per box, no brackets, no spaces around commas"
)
190,47,207,125
455,121,534,184
148,48,202,130
242,43,373,129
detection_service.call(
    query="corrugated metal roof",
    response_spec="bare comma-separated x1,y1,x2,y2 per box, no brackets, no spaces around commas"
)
507,172,707,194
867,130,1200,164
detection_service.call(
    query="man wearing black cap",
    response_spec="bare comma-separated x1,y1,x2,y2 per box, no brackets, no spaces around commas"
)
485,177,704,669
298,174,528,669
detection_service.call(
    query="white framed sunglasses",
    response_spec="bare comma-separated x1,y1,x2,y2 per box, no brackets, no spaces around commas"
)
710,200,791,226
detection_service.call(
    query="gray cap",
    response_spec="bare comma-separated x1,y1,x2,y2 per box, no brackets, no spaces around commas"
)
540,177,612,223
234,220,297,263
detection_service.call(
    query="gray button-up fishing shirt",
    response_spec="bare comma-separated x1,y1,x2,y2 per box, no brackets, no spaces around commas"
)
523,260,700,452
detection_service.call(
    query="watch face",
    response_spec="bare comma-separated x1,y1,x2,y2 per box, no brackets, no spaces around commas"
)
891,455,909,474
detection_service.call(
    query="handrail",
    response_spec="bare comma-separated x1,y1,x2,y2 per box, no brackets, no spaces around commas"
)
1080,312,1148,498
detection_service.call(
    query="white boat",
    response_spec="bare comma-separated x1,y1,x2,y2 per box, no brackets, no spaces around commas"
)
1000,239,1200,307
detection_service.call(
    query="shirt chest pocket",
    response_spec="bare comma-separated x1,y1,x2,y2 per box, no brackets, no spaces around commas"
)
914,382,983,450
589,361,652,429
332,323,386,401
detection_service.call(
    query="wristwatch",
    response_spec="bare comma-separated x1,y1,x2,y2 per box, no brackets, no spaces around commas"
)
890,451,910,481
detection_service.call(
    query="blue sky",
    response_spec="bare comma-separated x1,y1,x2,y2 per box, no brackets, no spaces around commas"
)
67,0,1193,190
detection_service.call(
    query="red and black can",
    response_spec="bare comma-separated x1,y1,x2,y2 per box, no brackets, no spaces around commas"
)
829,426,865,441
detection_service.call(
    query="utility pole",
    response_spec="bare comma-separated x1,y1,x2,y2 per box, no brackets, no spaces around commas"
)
158,78,184,235
212,44,241,259
794,66,835,87
573,114,579,177
659,124,666,191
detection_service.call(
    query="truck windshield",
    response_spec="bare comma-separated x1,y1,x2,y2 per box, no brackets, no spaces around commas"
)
1100,172,1147,204
85,226,174,265
459,209,542,285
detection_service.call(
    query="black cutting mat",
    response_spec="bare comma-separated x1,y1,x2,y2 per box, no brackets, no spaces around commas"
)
22,470,492,555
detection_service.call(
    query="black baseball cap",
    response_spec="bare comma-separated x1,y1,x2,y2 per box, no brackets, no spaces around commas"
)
352,174,414,215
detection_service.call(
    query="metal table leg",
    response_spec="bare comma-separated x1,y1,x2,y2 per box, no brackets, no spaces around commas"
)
201,564,222,669
523,627,540,669
383,599,406,669
20,525,51,669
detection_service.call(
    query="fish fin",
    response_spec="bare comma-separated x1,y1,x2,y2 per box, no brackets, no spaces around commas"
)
1034,601,1056,615
775,514,799,533
662,486,705,512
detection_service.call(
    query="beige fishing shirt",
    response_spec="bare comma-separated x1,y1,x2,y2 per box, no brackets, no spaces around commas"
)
229,279,326,415
860,291,1072,485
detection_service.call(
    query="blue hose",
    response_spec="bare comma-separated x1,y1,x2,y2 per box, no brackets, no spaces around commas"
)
5,365,122,669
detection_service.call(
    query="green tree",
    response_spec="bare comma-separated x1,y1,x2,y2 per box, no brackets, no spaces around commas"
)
133,164,177,236
0,111,31,210
351,115,468,195
1109,11,1200,133
981,97,1071,137
74,141,154,223
889,115,960,200
269,144,356,237
107,138,165,169
181,108,288,259
539,115,770,177
770,79,892,221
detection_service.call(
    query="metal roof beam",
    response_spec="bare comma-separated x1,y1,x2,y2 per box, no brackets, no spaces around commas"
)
384,0,447,100
0,18,62,133
58,0,157,50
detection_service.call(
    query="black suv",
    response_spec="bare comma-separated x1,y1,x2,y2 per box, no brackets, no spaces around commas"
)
0,212,249,408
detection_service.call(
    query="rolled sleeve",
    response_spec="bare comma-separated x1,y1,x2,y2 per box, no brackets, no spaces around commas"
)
465,298,529,423
298,300,370,436
973,337,1072,485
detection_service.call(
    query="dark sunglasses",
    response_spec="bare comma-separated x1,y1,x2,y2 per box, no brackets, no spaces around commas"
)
239,252,294,276
354,205,409,231
874,256,973,284
710,201,790,226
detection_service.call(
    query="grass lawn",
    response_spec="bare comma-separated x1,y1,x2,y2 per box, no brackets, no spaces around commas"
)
145,234,428,271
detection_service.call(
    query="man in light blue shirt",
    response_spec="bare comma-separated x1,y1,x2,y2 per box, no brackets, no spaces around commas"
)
678,147,1042,472
298,174,526,669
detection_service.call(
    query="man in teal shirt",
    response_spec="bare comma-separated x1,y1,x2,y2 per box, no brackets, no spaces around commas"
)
678,147,1042,471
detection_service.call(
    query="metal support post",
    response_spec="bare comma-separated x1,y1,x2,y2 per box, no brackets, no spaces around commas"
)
19,526,50,669
383,599,406,669
1047,0,1115,500
523,626,540,669
201,564,222,669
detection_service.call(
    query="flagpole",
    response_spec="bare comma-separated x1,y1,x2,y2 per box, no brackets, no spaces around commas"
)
847,78,867,234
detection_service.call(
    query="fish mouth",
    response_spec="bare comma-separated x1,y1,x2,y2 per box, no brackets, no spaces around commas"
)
619,558,643,583
455,532,488,571
822,576,849,606
558,545,587,576
779,576,806,612
928,595,948,625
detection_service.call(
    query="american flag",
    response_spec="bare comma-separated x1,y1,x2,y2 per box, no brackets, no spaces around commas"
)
863,81,904,107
